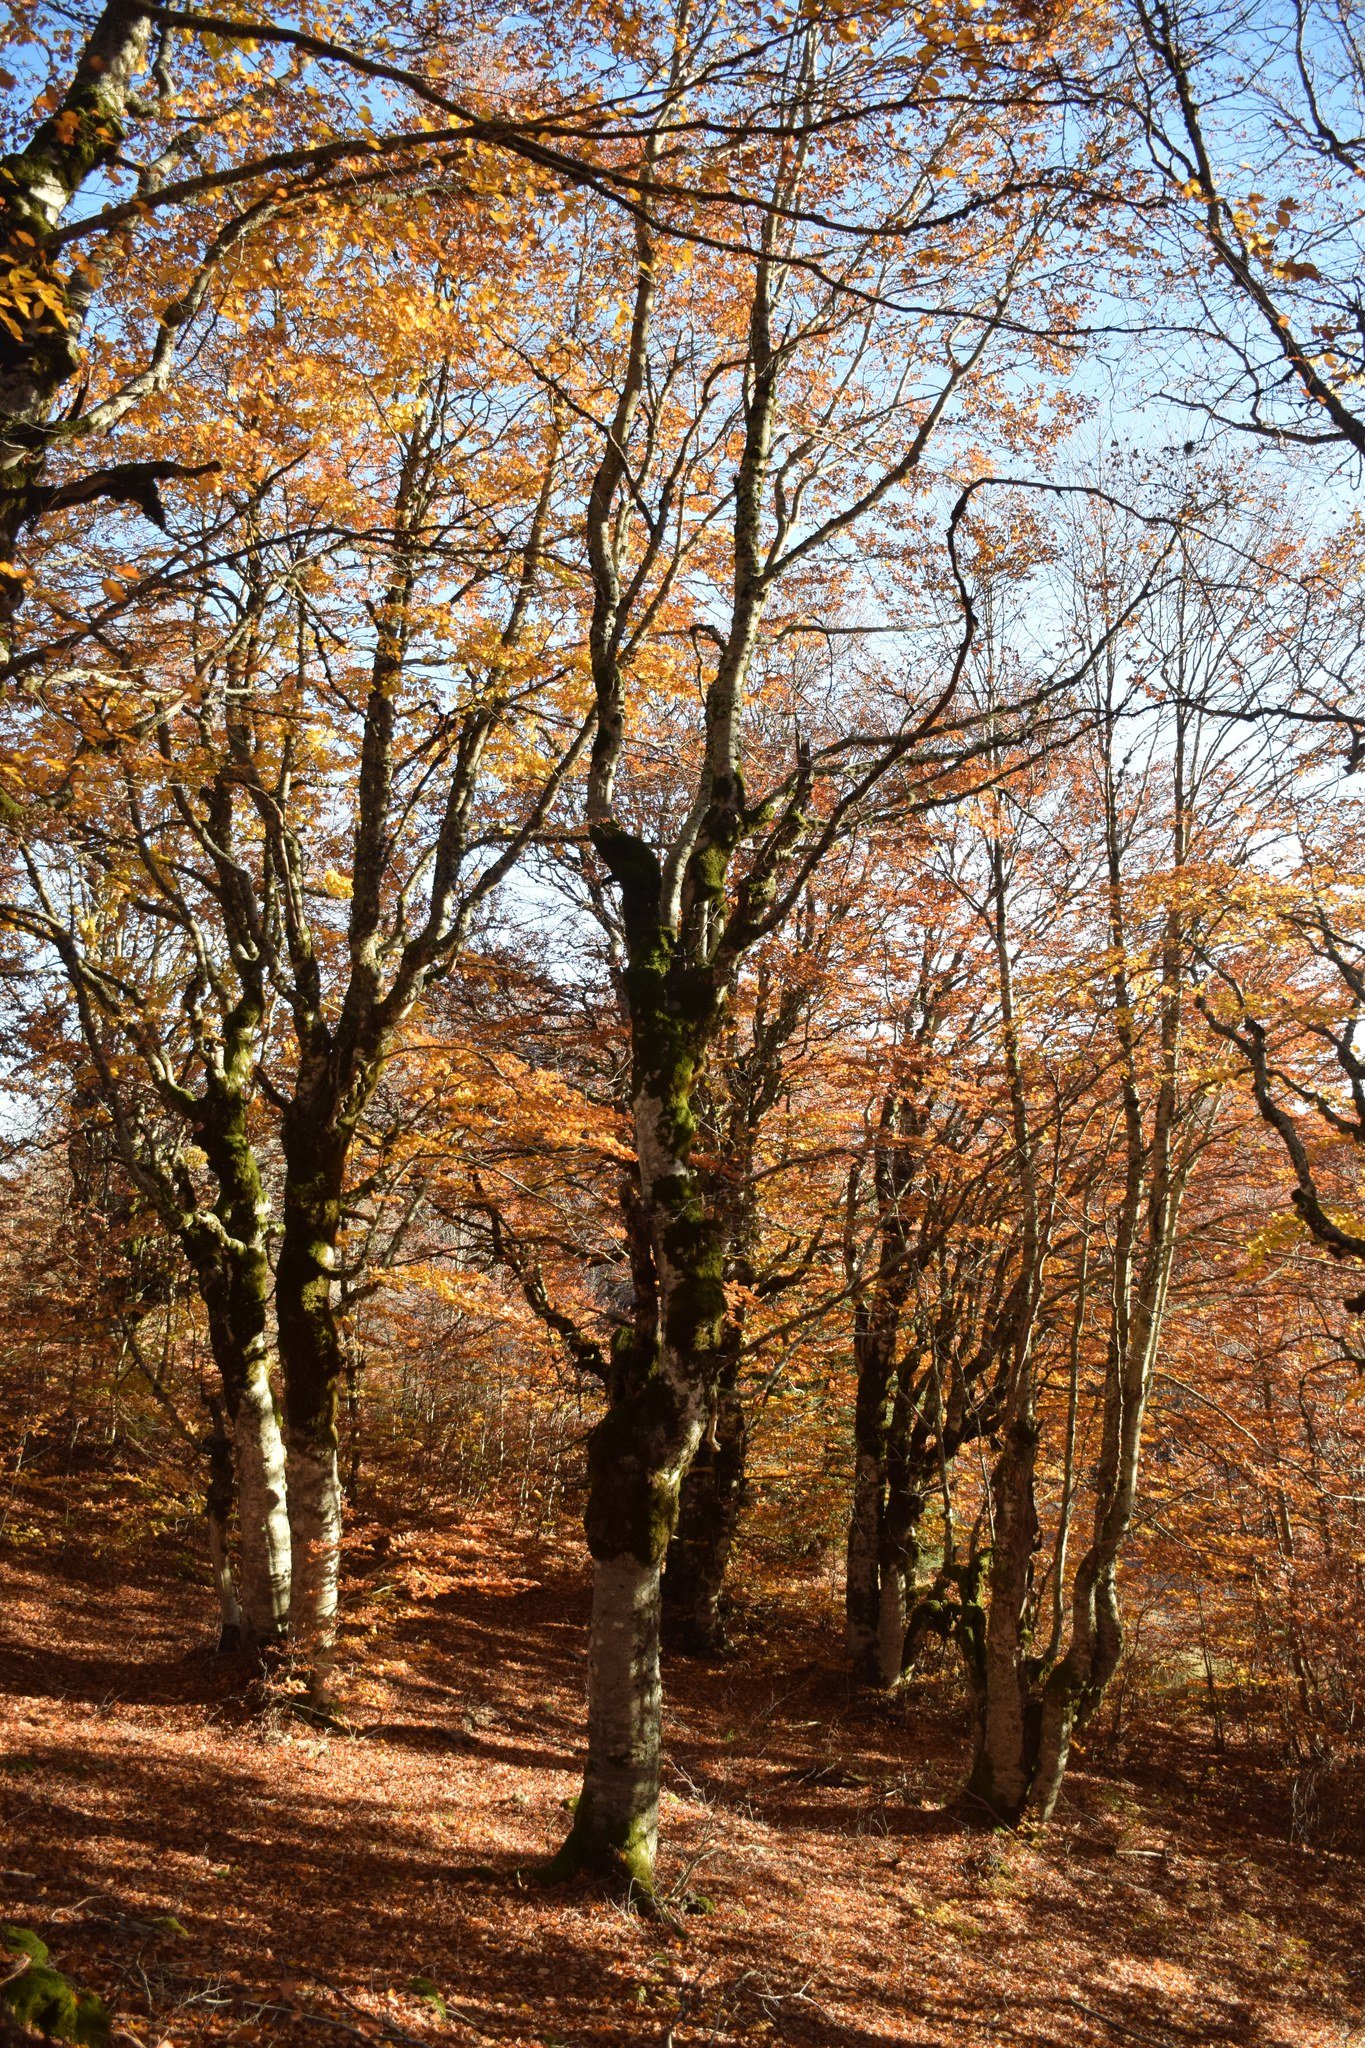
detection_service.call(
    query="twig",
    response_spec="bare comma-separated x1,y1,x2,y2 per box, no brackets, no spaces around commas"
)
1069,1999,1240,2046
329,1977,503,2044
244,2001,379,2044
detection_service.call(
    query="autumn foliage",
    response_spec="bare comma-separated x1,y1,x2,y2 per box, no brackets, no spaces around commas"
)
2,0,1365,2041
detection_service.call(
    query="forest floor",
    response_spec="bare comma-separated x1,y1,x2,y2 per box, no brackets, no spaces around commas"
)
1,1477,1363,2048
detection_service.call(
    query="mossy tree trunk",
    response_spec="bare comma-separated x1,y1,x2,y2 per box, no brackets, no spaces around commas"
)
182,1095,291,1652
659,954,813,1660
553,868,728,1882
12,839,292,1653
554,143,789,1886
550,4,1042,1876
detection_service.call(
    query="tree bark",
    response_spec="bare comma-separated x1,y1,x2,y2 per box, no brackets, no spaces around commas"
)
553,1358,704,1889
552,933,724,1889
184,1124,291,1651
204,1408,244,1654
843,1082,924,1684
276,1118,348,1699
845,1234,912,1680
231,1364,291,1647
663,1371,747,1656
572,1554,665,1890
967,1415,1042,1821
874,1347,932,1686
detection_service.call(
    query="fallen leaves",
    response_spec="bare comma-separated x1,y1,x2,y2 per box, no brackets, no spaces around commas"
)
0,1498,1360,2048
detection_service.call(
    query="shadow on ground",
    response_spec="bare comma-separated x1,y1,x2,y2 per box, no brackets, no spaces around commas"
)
1,1501,1361,2048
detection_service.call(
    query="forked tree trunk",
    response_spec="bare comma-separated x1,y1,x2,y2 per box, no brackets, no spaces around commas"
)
663,1371,747,1656
561,162,785,1890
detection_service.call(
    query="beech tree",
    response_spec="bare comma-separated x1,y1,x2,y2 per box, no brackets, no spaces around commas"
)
841,866,1032,1691
956,478,1313,1820
0,705,293,1650
0,322,588,1691
522,0,1120,1887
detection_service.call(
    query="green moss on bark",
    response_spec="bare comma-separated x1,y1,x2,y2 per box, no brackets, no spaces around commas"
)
541,1795,657,1900
583,1377,687,1567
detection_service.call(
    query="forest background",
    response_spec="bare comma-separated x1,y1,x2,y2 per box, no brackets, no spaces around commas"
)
2,0,1365,2042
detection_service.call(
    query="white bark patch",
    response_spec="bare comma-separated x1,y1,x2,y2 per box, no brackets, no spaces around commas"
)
287,1437,342,1684
583,1555,663,1864
233,1371,291,1639
877,1570,908,1689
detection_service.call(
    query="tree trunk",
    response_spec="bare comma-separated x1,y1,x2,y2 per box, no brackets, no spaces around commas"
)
284,1429,343,1696
844,1094,917,1685
662,1373,746,1657
552,994,724,1890
553,1366,703,1890
204,1410,244,1654
845,1451,884,1680
186,1222,291,1651
232,1360,291,1647
276,1124,349,1700
875,1351,928,1687
845,1295,900,1682
967,1415,1041,1823
572,1554,664,1890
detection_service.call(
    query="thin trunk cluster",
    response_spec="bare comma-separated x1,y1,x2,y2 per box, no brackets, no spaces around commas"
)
844,1071,1017,1690
962,715,1195,1824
